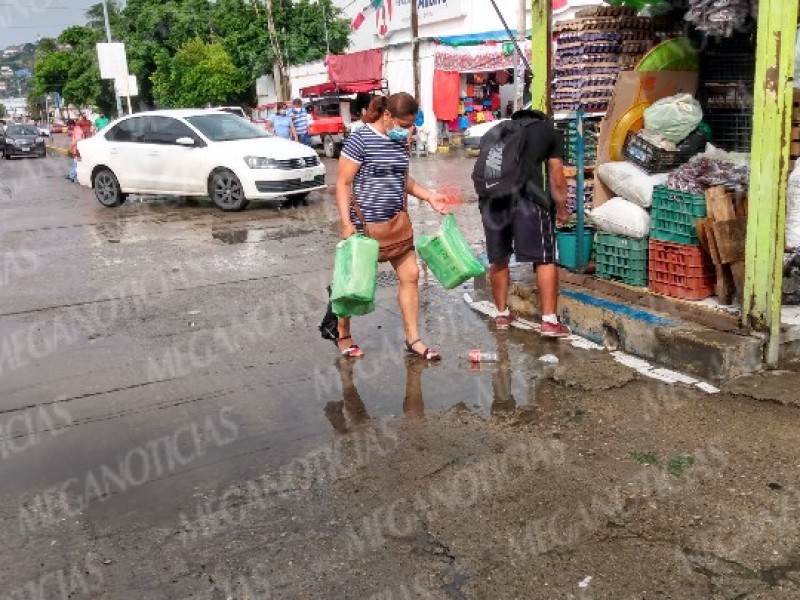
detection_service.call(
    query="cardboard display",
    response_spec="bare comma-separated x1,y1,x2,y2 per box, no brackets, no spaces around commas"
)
594,71,699,207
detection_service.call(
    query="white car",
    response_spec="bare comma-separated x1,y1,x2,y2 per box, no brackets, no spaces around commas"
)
463,120,507,148
76,109,326,211
38,125,51,137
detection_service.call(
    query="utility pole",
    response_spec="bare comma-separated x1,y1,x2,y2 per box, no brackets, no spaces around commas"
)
515,0,526,110
265,0,287,101
102,0,124,118
321,0,330,57
411,0,420,100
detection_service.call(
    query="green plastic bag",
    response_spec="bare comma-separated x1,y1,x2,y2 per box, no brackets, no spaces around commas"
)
417,214,486,290
331,234,379,317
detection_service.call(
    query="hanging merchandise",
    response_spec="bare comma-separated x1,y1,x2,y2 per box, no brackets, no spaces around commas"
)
433,70,461,122
495,70,510,85
435,43,532,72
685,0,751,38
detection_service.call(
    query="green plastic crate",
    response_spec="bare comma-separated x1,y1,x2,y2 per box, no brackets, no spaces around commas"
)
595,233,649,287
650,186,706,245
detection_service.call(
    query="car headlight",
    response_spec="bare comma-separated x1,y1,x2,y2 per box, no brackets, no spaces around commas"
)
244,156,280,169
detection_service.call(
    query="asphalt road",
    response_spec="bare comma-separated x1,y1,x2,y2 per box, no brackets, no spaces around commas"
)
2,150,800,599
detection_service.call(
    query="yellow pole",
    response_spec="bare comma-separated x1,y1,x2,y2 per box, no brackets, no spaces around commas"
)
743,0,799,365
530,0,551,115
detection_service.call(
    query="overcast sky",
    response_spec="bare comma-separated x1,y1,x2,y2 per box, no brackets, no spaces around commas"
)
0,0,96,47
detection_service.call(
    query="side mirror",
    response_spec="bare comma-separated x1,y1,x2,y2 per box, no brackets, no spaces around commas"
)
176,137,195,147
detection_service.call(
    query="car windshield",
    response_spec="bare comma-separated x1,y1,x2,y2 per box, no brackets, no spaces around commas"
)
185,113,268,142
7,125,37,136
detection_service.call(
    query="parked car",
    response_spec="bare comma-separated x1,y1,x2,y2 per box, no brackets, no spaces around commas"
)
76,109,326,211
463,103,533,148
38,124,51,137
2,123,47,159
51,122,66,134
212,106,248,120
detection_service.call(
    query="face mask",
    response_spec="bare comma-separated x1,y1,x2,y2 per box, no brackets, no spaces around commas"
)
387,126,409,142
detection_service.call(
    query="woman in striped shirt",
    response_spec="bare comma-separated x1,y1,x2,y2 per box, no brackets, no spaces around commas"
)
335,93,449,360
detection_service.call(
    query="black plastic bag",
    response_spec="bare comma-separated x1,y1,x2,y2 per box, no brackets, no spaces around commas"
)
319,285,339,341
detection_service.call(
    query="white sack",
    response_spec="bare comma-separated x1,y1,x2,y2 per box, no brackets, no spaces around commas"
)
597,162,668,208
589,197,651,239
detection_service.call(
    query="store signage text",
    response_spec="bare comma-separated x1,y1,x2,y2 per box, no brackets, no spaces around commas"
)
390,0,465,31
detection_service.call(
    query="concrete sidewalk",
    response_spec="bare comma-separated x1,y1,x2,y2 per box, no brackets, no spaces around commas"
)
475,266,766,381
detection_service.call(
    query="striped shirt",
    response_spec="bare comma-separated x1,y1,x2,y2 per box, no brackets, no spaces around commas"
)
341,125,409,226
289,107,309,136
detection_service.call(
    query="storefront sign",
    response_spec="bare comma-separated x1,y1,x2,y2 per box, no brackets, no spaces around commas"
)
386,0,465,35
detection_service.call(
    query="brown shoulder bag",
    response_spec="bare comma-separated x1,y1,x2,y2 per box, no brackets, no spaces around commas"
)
350,194,414,263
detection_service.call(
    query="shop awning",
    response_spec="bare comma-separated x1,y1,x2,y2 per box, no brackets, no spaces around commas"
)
436,30,530,47
300,80,383,97
327,49,383,88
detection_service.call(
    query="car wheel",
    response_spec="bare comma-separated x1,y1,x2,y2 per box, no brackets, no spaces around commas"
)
209,169,249,211
93,168,126,207
323,135,340,159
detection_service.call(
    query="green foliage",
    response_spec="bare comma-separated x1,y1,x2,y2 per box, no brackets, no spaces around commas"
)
152,38,248,107
632,451,660,466
28,0,351,110
666,454,695,477
0,103,7,118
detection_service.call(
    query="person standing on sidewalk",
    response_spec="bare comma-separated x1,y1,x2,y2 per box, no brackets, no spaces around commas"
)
475,109,572,337
66,121,85,182
268,103,297,141
289,99,311,146
334,93,449,359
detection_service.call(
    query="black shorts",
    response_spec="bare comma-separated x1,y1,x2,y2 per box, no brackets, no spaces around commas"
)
480,197,556,265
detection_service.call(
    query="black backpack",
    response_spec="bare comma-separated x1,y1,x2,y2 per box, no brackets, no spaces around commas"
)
471,112,547,201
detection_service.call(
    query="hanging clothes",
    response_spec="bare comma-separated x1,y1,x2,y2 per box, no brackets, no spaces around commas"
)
433,70,460,122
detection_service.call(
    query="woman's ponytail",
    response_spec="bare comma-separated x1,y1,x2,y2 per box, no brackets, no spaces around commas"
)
362,95,388,123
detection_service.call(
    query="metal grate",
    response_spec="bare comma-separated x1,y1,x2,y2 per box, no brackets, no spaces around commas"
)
255,175,325,193
377,272,397,287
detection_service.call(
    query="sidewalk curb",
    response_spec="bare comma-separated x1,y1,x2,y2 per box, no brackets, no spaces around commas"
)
46,145,70,156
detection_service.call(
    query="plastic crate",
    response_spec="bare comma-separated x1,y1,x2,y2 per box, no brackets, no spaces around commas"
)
622,131,697,174
595,233,648,287
648,240,716,300
650,186,707,245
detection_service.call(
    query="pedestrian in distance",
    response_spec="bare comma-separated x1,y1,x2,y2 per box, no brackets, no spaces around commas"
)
93,113,110,133
471,108,572,337
334,93,450,359
66,121,85,182
289,98,312,146
268,102,297,142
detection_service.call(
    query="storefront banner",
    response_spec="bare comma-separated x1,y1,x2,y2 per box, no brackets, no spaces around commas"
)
385,0,465,35
434,42,531,72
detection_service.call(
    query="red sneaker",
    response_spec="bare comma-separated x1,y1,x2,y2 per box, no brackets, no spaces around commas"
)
495,311,517,329
540,319,572,338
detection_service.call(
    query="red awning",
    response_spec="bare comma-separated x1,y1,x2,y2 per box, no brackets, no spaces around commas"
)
301,80,383,97
327,49,383,88
300,82,338,97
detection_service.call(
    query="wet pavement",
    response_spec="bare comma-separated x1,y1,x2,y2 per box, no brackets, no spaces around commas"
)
1,151,800,599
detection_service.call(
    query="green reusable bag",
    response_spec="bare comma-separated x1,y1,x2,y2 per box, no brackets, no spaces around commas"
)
331,234,379,317
417,214,486,290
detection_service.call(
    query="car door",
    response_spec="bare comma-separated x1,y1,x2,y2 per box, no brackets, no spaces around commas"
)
103,117,150,191
144,116,207,194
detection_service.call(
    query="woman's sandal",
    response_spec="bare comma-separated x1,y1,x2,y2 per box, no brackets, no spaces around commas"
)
404,339,441,361
336,335,364,358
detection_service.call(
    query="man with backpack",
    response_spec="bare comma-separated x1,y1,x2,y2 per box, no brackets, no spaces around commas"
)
471,109,571,337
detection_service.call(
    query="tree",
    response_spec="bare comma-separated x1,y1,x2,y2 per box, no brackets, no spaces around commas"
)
152,38,248,107
0,103,7,118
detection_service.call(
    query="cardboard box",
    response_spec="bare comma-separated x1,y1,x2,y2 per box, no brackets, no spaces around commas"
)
594,71,699,207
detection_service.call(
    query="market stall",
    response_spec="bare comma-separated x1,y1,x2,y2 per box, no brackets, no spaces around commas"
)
433,40,531,146
530,0,799,364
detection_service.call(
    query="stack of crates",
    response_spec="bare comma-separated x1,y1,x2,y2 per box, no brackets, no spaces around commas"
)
594,233,648,287
648,185,715,300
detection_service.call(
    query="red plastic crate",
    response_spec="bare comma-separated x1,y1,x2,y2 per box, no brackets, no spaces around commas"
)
648,240,716,300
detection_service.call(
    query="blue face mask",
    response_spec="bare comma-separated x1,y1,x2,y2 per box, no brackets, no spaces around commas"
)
387,126,409,142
